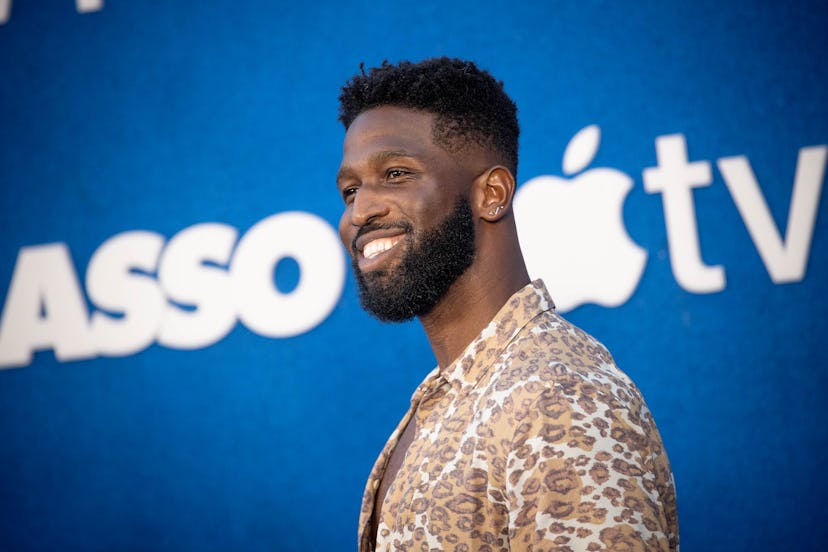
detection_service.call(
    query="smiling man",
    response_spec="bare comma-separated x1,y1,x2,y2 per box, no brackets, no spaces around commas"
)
336,58,679,552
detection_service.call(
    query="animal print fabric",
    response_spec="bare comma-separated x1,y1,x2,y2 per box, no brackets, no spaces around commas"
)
358,280,679,551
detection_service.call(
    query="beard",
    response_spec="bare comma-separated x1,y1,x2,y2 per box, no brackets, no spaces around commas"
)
352,197,476,322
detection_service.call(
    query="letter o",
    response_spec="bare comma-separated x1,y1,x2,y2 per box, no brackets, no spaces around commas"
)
230,211,345,338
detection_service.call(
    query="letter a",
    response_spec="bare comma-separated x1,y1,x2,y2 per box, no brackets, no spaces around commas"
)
0,243,95,369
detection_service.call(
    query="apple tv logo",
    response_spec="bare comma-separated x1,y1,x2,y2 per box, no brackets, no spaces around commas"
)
514,125,647,312
514,125,827,312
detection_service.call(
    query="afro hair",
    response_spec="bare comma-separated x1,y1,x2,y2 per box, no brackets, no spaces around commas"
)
338,57,520,175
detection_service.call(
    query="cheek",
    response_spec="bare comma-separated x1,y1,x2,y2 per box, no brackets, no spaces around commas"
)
338,212,353,250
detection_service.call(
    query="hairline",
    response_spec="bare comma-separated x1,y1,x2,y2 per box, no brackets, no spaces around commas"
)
346,104,511,173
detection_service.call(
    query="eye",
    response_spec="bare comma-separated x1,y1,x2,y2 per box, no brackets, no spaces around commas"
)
341,186,358,203
386,168,409,180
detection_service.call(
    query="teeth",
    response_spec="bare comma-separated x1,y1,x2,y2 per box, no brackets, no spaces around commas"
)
363,237,401,259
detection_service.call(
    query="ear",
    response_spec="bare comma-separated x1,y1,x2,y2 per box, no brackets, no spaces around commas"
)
473,166,516,222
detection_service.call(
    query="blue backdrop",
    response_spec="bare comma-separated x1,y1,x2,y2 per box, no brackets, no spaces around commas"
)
1,1,826,550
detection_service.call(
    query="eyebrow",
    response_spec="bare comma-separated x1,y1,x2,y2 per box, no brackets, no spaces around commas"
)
336,150,419,184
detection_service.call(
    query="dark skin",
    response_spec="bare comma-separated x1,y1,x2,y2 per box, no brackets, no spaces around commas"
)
336,106,530,544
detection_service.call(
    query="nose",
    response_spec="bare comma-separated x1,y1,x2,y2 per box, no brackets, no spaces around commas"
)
349,184,390,228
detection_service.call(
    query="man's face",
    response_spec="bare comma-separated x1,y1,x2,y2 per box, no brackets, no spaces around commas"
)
336,107,480,321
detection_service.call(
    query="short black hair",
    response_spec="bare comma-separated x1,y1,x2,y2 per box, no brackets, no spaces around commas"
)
338,57,520,175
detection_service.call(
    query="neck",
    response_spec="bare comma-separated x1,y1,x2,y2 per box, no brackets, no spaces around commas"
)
419,243,530,369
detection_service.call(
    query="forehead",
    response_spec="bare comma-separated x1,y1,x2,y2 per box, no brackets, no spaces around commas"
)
340,106,439,163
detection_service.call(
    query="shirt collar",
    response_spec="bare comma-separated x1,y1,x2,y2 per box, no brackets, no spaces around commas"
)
438,279,555,390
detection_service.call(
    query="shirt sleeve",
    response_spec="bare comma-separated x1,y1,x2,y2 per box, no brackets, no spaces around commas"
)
504,379,677,551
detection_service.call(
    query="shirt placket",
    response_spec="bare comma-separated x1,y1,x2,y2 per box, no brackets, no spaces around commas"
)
394,374,454,538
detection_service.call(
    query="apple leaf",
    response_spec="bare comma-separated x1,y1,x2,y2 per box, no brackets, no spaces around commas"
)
562,125,601,176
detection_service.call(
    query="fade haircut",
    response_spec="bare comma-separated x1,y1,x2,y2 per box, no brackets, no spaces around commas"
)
337,57,520,175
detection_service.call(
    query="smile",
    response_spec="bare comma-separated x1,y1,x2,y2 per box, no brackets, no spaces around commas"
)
354,232,407,273
362,235,404,259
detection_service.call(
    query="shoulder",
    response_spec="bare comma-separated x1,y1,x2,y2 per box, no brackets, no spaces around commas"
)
491,310,634,403
481,311,662,455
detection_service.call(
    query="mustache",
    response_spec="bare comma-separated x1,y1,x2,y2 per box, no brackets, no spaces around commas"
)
351,221,413,253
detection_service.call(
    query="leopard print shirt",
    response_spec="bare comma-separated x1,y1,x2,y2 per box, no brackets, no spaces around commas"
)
358,280,679,551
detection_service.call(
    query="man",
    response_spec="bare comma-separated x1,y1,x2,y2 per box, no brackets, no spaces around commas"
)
335,57,679,552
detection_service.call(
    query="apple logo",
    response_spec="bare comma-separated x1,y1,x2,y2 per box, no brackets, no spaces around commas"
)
513,125,647,312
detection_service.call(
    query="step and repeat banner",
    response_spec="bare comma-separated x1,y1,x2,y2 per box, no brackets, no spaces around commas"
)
1,1,825,550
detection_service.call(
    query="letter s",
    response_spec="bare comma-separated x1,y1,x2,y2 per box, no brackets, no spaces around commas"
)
157,223,238,349
86,231,165,357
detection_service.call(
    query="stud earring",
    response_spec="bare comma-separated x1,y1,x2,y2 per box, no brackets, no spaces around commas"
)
489,205,503,216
